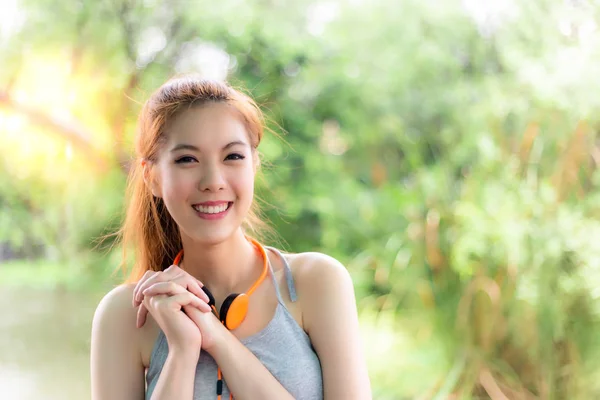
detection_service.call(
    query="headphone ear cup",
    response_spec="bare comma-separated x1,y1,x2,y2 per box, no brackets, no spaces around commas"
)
220,293,239,325
202,286,216,308
220,293,249,330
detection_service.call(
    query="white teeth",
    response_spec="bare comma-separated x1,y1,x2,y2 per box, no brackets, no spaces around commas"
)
193,203,229,214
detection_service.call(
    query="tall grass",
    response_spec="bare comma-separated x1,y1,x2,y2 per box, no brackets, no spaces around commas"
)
352,121,600,399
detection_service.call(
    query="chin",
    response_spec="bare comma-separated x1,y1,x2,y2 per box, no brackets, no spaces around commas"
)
184,225,240,246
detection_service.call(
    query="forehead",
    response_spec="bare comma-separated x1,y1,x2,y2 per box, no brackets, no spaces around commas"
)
164,102,250,146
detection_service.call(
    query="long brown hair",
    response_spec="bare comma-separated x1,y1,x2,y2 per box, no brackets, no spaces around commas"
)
117,75,274,283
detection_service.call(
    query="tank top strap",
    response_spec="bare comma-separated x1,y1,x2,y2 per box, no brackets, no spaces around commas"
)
265,246,298,303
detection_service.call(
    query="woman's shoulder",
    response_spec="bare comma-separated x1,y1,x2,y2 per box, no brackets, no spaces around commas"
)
92,283,162,368
286,251,352,286
283,250,358,341
93,284,139,336
95,284,137,315
283,251,355,313
91,286,152,398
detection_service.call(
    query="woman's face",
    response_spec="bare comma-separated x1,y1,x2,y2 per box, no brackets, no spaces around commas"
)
149,102,256,245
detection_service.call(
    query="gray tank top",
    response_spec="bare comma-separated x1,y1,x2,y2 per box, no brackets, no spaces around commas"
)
145,247,324,399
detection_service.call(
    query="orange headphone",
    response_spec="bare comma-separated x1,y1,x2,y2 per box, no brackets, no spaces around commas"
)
172,236,268,330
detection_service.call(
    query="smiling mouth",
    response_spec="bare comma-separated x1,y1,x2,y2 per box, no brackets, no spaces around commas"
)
192,202,233,214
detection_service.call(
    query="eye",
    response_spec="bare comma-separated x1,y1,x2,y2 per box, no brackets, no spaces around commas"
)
175,156,197,164
225,153,245,161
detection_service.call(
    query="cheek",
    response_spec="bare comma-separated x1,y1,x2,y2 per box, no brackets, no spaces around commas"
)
235,169,255,195
229,171,255,211
160,167,194,200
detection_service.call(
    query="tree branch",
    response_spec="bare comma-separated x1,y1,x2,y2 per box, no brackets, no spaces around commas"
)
0,91,111,171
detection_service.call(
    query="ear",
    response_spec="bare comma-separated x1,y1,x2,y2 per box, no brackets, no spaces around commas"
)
141,159,162,198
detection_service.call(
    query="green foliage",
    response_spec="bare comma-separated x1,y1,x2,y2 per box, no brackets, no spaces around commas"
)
2,0,600,397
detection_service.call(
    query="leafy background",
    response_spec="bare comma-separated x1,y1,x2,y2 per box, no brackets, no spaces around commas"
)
1,0,600,398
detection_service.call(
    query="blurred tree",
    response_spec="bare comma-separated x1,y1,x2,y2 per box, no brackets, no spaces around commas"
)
2,0,600,398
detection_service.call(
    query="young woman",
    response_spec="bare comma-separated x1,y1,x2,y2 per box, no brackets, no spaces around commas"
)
90,75,371,400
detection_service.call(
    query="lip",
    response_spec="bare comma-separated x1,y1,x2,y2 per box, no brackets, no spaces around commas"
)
193,201,231,206
192,202,232,220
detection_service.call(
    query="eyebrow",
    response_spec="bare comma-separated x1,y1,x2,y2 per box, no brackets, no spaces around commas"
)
169,141,248,153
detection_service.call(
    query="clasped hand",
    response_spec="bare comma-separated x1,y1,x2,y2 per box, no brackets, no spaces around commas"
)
132,265,222,354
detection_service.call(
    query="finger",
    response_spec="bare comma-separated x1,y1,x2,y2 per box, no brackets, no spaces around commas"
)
186,300,211,313
136,270,184,304
163,264,181,275
136,303,149,329
196,299,212,313
168,273,209,303
164,292,212,313
134,265,182,305
187,279,210,304
134,270,172,305
183,304,203,321
142,281,187,297
133,270,156,307
138,293,168,328
183,304,213,332
159,273,209,304
143,282,212,313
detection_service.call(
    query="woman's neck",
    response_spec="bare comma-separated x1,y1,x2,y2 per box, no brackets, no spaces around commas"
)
178,230,262,298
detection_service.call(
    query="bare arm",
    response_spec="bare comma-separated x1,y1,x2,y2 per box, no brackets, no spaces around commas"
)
91,284,146,400
148,350,197,399
300,253,372,399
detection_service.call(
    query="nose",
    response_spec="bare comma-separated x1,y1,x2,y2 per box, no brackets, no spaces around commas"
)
197,163,226,192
